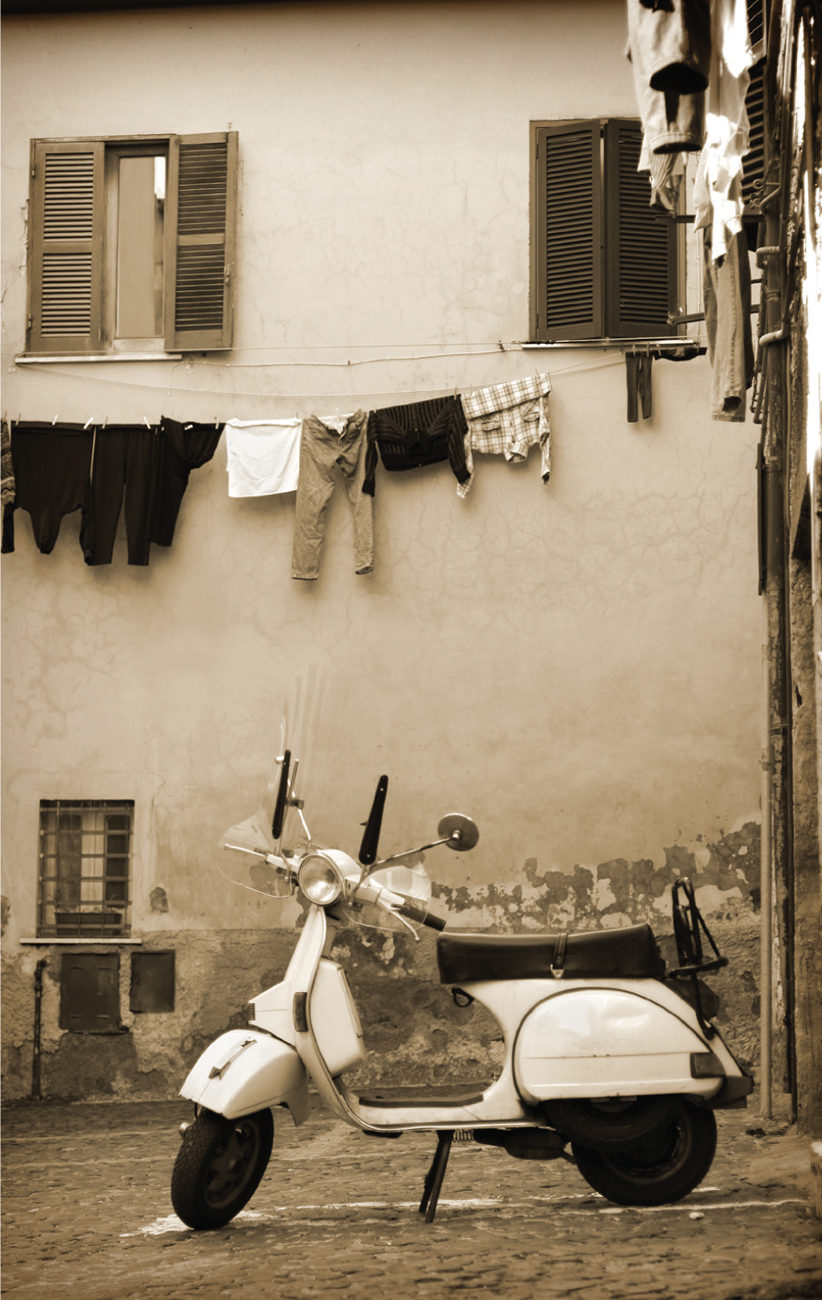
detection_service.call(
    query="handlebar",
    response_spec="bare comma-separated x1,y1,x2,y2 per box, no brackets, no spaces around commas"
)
398,900,446,931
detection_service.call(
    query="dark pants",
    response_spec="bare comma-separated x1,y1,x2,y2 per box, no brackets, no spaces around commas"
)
8,426,94,554
81,427,159,566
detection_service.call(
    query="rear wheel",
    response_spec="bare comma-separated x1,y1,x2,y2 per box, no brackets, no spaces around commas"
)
171,1108,274,1230
544,1094,679,1150
572,1100,717,1206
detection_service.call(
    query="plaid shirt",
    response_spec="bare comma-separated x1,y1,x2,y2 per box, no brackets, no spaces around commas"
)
459,373,551,498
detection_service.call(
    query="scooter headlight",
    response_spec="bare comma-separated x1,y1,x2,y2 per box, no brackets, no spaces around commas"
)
298,852,344,905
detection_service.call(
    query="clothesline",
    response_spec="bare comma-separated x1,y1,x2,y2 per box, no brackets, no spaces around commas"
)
7,351,628,409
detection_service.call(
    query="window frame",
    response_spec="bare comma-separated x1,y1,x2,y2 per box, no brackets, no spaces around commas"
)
25,131,238,358
530,117,680,344
37,798,135,939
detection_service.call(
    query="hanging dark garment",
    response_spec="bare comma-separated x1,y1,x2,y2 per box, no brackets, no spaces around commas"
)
364,396,469,493
626,353,654,422
1,421,15,555
5,424,94,555
150,418,223,548
81,426,160,566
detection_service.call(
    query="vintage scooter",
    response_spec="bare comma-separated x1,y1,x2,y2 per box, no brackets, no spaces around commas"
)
171,703,752,1231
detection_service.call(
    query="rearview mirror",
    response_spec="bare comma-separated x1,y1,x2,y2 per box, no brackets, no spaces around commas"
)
437,814,479,851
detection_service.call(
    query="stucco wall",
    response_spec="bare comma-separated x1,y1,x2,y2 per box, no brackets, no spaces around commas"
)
1,0,763,1100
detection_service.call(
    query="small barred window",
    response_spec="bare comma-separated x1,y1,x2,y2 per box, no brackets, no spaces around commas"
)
38,799,133,938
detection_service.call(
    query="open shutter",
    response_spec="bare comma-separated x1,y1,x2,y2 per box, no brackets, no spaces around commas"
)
164,131,237,351
535,121,603,341
604,120,676,338
28,140,104,354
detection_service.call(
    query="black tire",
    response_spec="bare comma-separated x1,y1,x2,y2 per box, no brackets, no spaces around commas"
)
544,1095,679,1151
171,1108,274,1230
572,1100,717,1206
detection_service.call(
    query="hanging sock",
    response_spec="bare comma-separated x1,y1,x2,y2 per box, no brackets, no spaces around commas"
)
626,353,654,422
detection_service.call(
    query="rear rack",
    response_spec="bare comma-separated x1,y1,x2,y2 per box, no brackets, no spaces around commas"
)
669,878,729,1037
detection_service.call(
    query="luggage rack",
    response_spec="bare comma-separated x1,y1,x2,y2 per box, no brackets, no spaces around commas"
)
669,877,729,1036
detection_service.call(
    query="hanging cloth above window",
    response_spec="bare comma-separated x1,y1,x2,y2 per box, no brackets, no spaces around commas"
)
693,0,754,265
363,395,469,492
625,0,709,159
459,374,552,498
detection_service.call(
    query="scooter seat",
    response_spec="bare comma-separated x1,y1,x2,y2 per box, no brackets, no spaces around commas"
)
436,923,665,984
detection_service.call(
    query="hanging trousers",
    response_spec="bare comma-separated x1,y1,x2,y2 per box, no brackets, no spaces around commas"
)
292,411,373,580
7,425,94,554
81,426,160,566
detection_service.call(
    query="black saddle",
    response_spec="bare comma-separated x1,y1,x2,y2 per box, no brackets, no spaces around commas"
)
436,923,665,984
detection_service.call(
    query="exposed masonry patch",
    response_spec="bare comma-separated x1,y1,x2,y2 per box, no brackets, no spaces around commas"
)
431,823,761,934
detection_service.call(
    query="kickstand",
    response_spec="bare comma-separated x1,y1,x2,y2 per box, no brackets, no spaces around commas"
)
419,1132,453,1224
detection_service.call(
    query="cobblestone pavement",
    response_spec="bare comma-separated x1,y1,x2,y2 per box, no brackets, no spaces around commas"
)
1,1096,820,1300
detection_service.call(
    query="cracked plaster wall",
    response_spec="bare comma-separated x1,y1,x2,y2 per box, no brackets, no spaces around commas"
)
1,0,764,1100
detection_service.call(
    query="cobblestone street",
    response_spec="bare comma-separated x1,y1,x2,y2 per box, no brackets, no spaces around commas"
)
1,1097,820,1300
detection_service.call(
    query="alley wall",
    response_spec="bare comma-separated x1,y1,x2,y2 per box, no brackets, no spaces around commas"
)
1,0,764,1099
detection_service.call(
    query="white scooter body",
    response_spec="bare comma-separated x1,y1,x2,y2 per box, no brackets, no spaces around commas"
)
174,722,752,1229
181,890,747,1134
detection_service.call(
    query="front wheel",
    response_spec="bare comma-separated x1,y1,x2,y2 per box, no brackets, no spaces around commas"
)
572,1100,717,1207
171,1107,274,1229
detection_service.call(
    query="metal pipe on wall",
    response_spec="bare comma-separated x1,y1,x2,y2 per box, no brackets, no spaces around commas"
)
31,958,47,1100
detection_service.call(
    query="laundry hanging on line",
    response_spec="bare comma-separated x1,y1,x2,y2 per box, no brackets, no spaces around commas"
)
1,418,223,564
459,373,552,498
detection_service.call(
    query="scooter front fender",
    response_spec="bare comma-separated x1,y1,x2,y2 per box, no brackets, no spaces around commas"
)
180,1028,310,1125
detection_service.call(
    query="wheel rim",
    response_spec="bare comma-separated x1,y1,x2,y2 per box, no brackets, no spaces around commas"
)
606,1117,689,1181
203,1120,262,1210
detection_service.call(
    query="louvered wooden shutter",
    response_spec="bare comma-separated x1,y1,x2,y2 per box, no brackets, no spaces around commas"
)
28,141,104,354
742,57,766,212
164,131,238,350
604,120,676,338
535,121,603,341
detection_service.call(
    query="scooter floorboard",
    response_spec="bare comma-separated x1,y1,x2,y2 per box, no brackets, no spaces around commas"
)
355,1084,488,1108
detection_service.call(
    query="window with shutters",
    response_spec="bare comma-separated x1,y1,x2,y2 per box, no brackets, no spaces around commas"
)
26,132,237,356
38,799,134,938
531,119,678,342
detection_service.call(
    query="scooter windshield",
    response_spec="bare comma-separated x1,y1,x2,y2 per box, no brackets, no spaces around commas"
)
218,666,330,900
218,665,437,932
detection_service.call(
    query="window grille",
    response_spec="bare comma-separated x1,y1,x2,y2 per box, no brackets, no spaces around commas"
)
38,799,133,938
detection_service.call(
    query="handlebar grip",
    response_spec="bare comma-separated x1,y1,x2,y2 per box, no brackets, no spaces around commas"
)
400,901,446,931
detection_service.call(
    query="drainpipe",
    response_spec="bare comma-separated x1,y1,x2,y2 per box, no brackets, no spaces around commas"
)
31,958,47,1100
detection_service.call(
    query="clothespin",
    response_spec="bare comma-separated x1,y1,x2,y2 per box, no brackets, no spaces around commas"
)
84,417,94,429
52,414,58,425
143,417,151,429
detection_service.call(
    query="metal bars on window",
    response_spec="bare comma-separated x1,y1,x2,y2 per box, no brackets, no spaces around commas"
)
38,799,134,938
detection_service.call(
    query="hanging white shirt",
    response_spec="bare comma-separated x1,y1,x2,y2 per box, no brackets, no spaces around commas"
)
694,0,755,263
225,419,302,496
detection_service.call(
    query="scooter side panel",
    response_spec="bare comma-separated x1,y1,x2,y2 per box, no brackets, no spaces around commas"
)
180,1028,310,1124
512,987,717,1102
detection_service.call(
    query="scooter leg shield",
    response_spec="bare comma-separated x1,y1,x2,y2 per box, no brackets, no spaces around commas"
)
180,1028,310,1125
